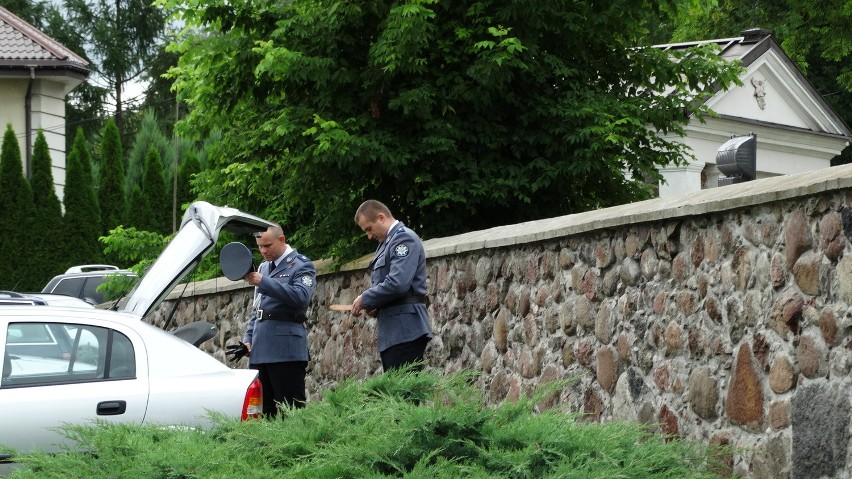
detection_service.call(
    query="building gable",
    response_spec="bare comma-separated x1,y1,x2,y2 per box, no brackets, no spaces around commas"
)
655,29,851,197
707,42,849,136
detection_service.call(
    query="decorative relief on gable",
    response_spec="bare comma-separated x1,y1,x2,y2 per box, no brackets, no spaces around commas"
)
751,77,767,110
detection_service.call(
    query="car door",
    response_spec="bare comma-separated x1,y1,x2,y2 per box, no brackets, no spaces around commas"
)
0,318,149,454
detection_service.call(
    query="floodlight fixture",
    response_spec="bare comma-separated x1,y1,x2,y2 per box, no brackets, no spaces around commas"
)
716,133,757,186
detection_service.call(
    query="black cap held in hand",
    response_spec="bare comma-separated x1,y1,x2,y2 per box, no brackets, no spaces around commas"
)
220,242,254,281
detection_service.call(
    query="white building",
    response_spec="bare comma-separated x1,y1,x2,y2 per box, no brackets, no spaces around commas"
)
0,6,89,203
654,28,851,197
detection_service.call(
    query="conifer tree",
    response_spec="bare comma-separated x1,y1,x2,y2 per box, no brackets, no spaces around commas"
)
126,182,146,229
62,128,103,268
141,145,170,234
127,111,172,198
176,150,200,211
30,130,64,283
98,118,127,235
0,124,36,290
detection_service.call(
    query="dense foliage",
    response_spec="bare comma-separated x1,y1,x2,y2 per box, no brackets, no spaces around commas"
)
62,128,103,268
30,131,65,286
97,118,127,235
176,149,201,211
0,125,36,290
8,370,729,478
139,145,171,234
63,0,167,136
163,0,741,261
2,0,848,279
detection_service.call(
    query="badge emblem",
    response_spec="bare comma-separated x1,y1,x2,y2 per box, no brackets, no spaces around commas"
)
301,276,314,287
395,244,409,257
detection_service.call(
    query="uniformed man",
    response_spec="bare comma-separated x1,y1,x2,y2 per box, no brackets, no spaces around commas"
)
242,224,315,415
351,200,432,372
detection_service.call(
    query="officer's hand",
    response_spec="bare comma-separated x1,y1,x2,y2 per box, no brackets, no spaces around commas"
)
352,295,366,316
225,342,250,362
244,271,262,286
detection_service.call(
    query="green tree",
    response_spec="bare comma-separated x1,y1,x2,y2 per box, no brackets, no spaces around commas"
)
30,130,65,283
98,118,127,235
140,145,170,234
126,110,174,198
165,0,741,261
0,124,36,290
176,149,201,211
125,182,146,228
62,128,103,268
2,0,53,28
61,0,167,141
141,42,185,137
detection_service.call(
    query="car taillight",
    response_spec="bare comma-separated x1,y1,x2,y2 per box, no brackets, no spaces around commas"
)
241,378,263,420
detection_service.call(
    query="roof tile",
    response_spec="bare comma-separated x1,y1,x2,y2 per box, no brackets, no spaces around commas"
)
0,6,88,67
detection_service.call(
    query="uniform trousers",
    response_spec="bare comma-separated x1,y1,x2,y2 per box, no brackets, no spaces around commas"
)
380,335,430,372
251,361,307,416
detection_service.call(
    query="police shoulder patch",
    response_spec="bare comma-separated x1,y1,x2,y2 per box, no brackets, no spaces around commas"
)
394,244,409,257
301,275,314,287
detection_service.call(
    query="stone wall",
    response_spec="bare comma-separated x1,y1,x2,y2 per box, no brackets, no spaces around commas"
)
147,165,852,479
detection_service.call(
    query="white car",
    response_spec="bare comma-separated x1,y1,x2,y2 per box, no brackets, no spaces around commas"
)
0,201,273,461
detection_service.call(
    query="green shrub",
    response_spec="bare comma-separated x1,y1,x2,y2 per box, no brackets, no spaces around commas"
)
9,369,728,479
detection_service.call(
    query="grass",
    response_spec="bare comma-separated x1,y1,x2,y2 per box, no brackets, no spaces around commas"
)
7,369,729,478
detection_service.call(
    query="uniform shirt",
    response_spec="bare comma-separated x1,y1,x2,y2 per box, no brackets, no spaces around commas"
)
361,221,432,352
243,248,316,364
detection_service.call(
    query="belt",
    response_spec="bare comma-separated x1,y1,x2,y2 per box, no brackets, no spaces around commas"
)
257,309,305,322
383,295,427,308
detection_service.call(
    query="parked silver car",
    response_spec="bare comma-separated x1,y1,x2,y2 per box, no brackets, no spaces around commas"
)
42,264,137,305
1,201,273,462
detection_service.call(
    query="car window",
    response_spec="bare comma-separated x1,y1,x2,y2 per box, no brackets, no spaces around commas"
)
2,323,136,387
7,324,54,344
82,277,111,304
50,278,85,299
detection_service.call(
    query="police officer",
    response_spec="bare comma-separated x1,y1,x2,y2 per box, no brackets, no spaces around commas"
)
351,200,432,372
242,224,315,415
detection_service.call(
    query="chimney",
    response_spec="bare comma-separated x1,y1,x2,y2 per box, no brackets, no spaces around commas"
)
741,28,773,44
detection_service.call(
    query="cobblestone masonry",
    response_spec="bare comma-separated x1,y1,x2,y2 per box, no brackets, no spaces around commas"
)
146,165,852,479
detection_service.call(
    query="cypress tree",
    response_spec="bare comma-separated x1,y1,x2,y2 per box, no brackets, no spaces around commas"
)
176,150,200,211
126,111,171,198
141,145,170,235
30,130,64,283
126,182,147,229
0,124,36,290
98,118,127,234
62,128,103,268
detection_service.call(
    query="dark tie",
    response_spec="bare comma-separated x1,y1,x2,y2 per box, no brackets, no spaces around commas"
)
269,261,276,275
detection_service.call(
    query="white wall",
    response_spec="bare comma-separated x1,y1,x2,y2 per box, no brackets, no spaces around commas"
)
0,77,69,203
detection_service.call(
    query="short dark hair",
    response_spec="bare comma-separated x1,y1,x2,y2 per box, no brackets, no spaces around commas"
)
355,200,392,222
253,224,283,238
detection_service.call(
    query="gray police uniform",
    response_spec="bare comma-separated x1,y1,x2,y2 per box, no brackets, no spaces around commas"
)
243,249,315,364
360,222,432,352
